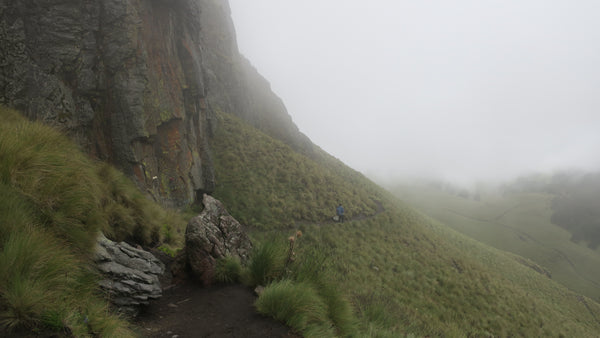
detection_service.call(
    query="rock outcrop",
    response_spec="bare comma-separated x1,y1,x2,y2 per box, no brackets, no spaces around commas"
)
185,194,252,285
0,0,217,207
0,0,313,208
94,234,165,316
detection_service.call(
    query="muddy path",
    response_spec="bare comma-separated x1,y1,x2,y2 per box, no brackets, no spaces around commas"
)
135,280,299,338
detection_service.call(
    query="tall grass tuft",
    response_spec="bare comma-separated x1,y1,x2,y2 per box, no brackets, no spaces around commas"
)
255,279,335,337
0,229,78,331
289,244,357,336
0,115,104,252
250,234,358,337
247,238,287,286
215,256,242,284
97,163,165,245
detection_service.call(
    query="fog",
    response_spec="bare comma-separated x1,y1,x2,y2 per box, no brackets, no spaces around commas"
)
228,0,600,186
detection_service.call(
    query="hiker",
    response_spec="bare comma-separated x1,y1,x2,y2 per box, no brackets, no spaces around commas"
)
336,203,345,223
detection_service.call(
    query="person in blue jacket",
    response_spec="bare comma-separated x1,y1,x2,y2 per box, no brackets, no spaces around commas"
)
336,203,345,223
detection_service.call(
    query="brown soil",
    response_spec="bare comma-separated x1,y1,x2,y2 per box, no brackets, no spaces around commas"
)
134,279,299,338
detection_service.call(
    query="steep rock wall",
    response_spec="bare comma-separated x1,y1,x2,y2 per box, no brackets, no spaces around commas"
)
196,1,313,154
0,0,311,207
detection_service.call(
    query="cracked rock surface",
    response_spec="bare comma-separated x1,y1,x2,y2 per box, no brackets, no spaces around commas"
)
94,234,165,316
185,194,252,286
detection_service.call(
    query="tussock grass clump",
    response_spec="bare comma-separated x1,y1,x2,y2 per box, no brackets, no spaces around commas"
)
250,233,357,337
215,256,242,284
289,245,357,336
0,106,185,336
97,163,166,245
247,238,288,286
0,218,135,336
0,115,105,252
255,280,335,337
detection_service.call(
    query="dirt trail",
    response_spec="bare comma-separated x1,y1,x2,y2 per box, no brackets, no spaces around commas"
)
135,280,299,338
291,199,386,229
134,202,388,337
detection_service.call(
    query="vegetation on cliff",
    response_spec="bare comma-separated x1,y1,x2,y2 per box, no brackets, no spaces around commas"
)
0,107,185,336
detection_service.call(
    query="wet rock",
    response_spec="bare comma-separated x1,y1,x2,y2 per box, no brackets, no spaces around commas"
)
185,194,252,286
94,234,165,316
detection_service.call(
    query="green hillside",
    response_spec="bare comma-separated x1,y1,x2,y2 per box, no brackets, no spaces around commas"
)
211,110,600,336
506,172,600,250
391,182,600,303
3,104,600,336
210,111,385,229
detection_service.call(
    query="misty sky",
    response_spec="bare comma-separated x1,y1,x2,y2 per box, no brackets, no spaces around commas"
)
228,0,600,185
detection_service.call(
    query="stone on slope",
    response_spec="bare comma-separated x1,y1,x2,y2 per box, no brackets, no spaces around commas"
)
94,233,165,316
185,194,252,286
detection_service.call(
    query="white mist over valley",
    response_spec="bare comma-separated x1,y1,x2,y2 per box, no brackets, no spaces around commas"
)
229,0,600,186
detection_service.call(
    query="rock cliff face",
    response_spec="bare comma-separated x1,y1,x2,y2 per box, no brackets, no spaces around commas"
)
0,0,311,207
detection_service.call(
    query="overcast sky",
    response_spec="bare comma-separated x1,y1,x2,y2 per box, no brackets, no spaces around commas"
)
228,0,600,186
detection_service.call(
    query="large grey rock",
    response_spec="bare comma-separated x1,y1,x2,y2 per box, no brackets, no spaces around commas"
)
94,234,165,316
185,194,252,286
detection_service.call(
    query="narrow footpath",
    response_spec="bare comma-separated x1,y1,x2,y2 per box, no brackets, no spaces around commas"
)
135,280,299,338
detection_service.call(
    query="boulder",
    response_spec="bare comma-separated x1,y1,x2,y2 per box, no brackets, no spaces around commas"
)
94,234,165,316
185,194,252,285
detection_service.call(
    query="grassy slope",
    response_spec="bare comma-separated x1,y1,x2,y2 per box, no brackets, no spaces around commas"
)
5,102,600,336
0,107,185,336
393,184,600,302
211,111,384,229
212,110,600,336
